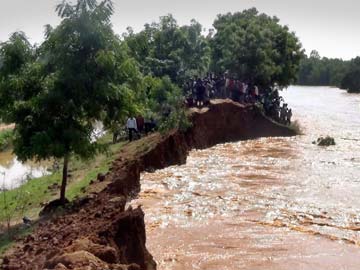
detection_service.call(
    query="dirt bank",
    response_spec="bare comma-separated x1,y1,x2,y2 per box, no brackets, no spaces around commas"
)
1,100,296,270
0,124,14,132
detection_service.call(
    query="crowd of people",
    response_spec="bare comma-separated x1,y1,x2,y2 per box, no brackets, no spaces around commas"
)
261,88,293,125
183,73,260,107
183,73,293,125
123,73,293,142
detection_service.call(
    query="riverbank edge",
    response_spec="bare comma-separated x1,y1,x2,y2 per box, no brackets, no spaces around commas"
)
2,99,297,270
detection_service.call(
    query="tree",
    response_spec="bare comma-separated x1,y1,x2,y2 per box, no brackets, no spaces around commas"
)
124,15,211,85
100,42,146,143
341,57,360,93
211,8,304,90
310,50,321,60
297,52,349,87
144,76,189,132
0,32,35,121
0,0,135,204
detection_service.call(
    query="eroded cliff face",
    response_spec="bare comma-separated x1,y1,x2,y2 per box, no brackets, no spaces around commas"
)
1,100,296,270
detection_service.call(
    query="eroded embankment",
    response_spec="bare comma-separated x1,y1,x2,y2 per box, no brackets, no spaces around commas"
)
1,100,295,270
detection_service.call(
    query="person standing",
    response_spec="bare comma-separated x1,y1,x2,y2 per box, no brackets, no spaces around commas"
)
280,104,288,124
286,108,292,125
254,85,259,101
240,82,246,103
126,116,138,142
195,78,206,107
136,115,144,133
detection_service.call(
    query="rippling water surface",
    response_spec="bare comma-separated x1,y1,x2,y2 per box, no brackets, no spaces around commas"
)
131,86,360,269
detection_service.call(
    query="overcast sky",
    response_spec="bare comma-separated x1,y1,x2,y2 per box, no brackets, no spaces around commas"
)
0,0,358,60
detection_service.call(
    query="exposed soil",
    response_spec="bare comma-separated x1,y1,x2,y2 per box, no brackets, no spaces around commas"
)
1,100,295,270
0,124,14,132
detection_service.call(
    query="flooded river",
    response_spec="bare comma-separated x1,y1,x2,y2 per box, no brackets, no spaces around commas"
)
132,86,360,269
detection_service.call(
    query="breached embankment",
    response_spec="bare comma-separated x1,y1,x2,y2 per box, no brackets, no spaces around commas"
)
1,100,296,270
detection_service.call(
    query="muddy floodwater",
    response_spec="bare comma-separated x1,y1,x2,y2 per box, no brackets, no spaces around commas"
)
131,86,360,269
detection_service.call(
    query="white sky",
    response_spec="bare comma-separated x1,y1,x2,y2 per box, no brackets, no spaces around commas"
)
0,0,359,60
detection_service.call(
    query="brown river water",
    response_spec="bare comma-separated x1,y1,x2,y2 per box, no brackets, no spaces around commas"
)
131,86,360,270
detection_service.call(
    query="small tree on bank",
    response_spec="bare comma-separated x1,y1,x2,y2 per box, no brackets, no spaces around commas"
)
0,0,135,204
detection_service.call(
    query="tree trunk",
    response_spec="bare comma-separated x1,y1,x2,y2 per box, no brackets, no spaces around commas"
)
60,155,69,204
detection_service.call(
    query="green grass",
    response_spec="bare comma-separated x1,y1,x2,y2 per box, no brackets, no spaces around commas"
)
0,172,62,224
66,139,125,200
0,129,13,151
0,236,13,255
0,133,126,255
0,226,32,255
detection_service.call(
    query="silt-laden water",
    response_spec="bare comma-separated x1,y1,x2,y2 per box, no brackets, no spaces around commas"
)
131,86,360,269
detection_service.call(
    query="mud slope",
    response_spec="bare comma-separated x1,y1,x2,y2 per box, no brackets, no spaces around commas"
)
2,100,296,270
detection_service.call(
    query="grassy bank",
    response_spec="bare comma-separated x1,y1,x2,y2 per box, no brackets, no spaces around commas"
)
0,133,126,255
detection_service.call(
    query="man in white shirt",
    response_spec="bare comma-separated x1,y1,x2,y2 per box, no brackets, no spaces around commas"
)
126,117,138,141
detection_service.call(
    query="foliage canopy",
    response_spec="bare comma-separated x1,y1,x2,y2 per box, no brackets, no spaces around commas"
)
297,50,348,87
0,0,142,202
341,57,360,93
124,15,211,85
211,8,304,89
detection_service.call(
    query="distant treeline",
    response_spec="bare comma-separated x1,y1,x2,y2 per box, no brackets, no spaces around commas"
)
297,50,360,93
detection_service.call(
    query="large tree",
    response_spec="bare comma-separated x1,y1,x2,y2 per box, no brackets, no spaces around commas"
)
0,0,137,204
211,8,304,90
124,15,211,85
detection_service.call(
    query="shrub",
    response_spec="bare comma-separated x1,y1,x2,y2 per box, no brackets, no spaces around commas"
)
0,129,13,151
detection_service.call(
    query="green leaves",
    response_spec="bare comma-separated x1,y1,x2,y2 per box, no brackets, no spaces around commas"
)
56,0,113,21
341,57,360,93
298,52,349,88
144,76,189,132
56,1,74,18
211,8,303,90
0,0,141,169
124,15,211,85
0,32,33,77
95,50,116,74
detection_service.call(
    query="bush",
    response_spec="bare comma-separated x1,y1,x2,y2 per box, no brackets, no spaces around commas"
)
0,129,13,151
313,136,336,146
146,76,191,133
